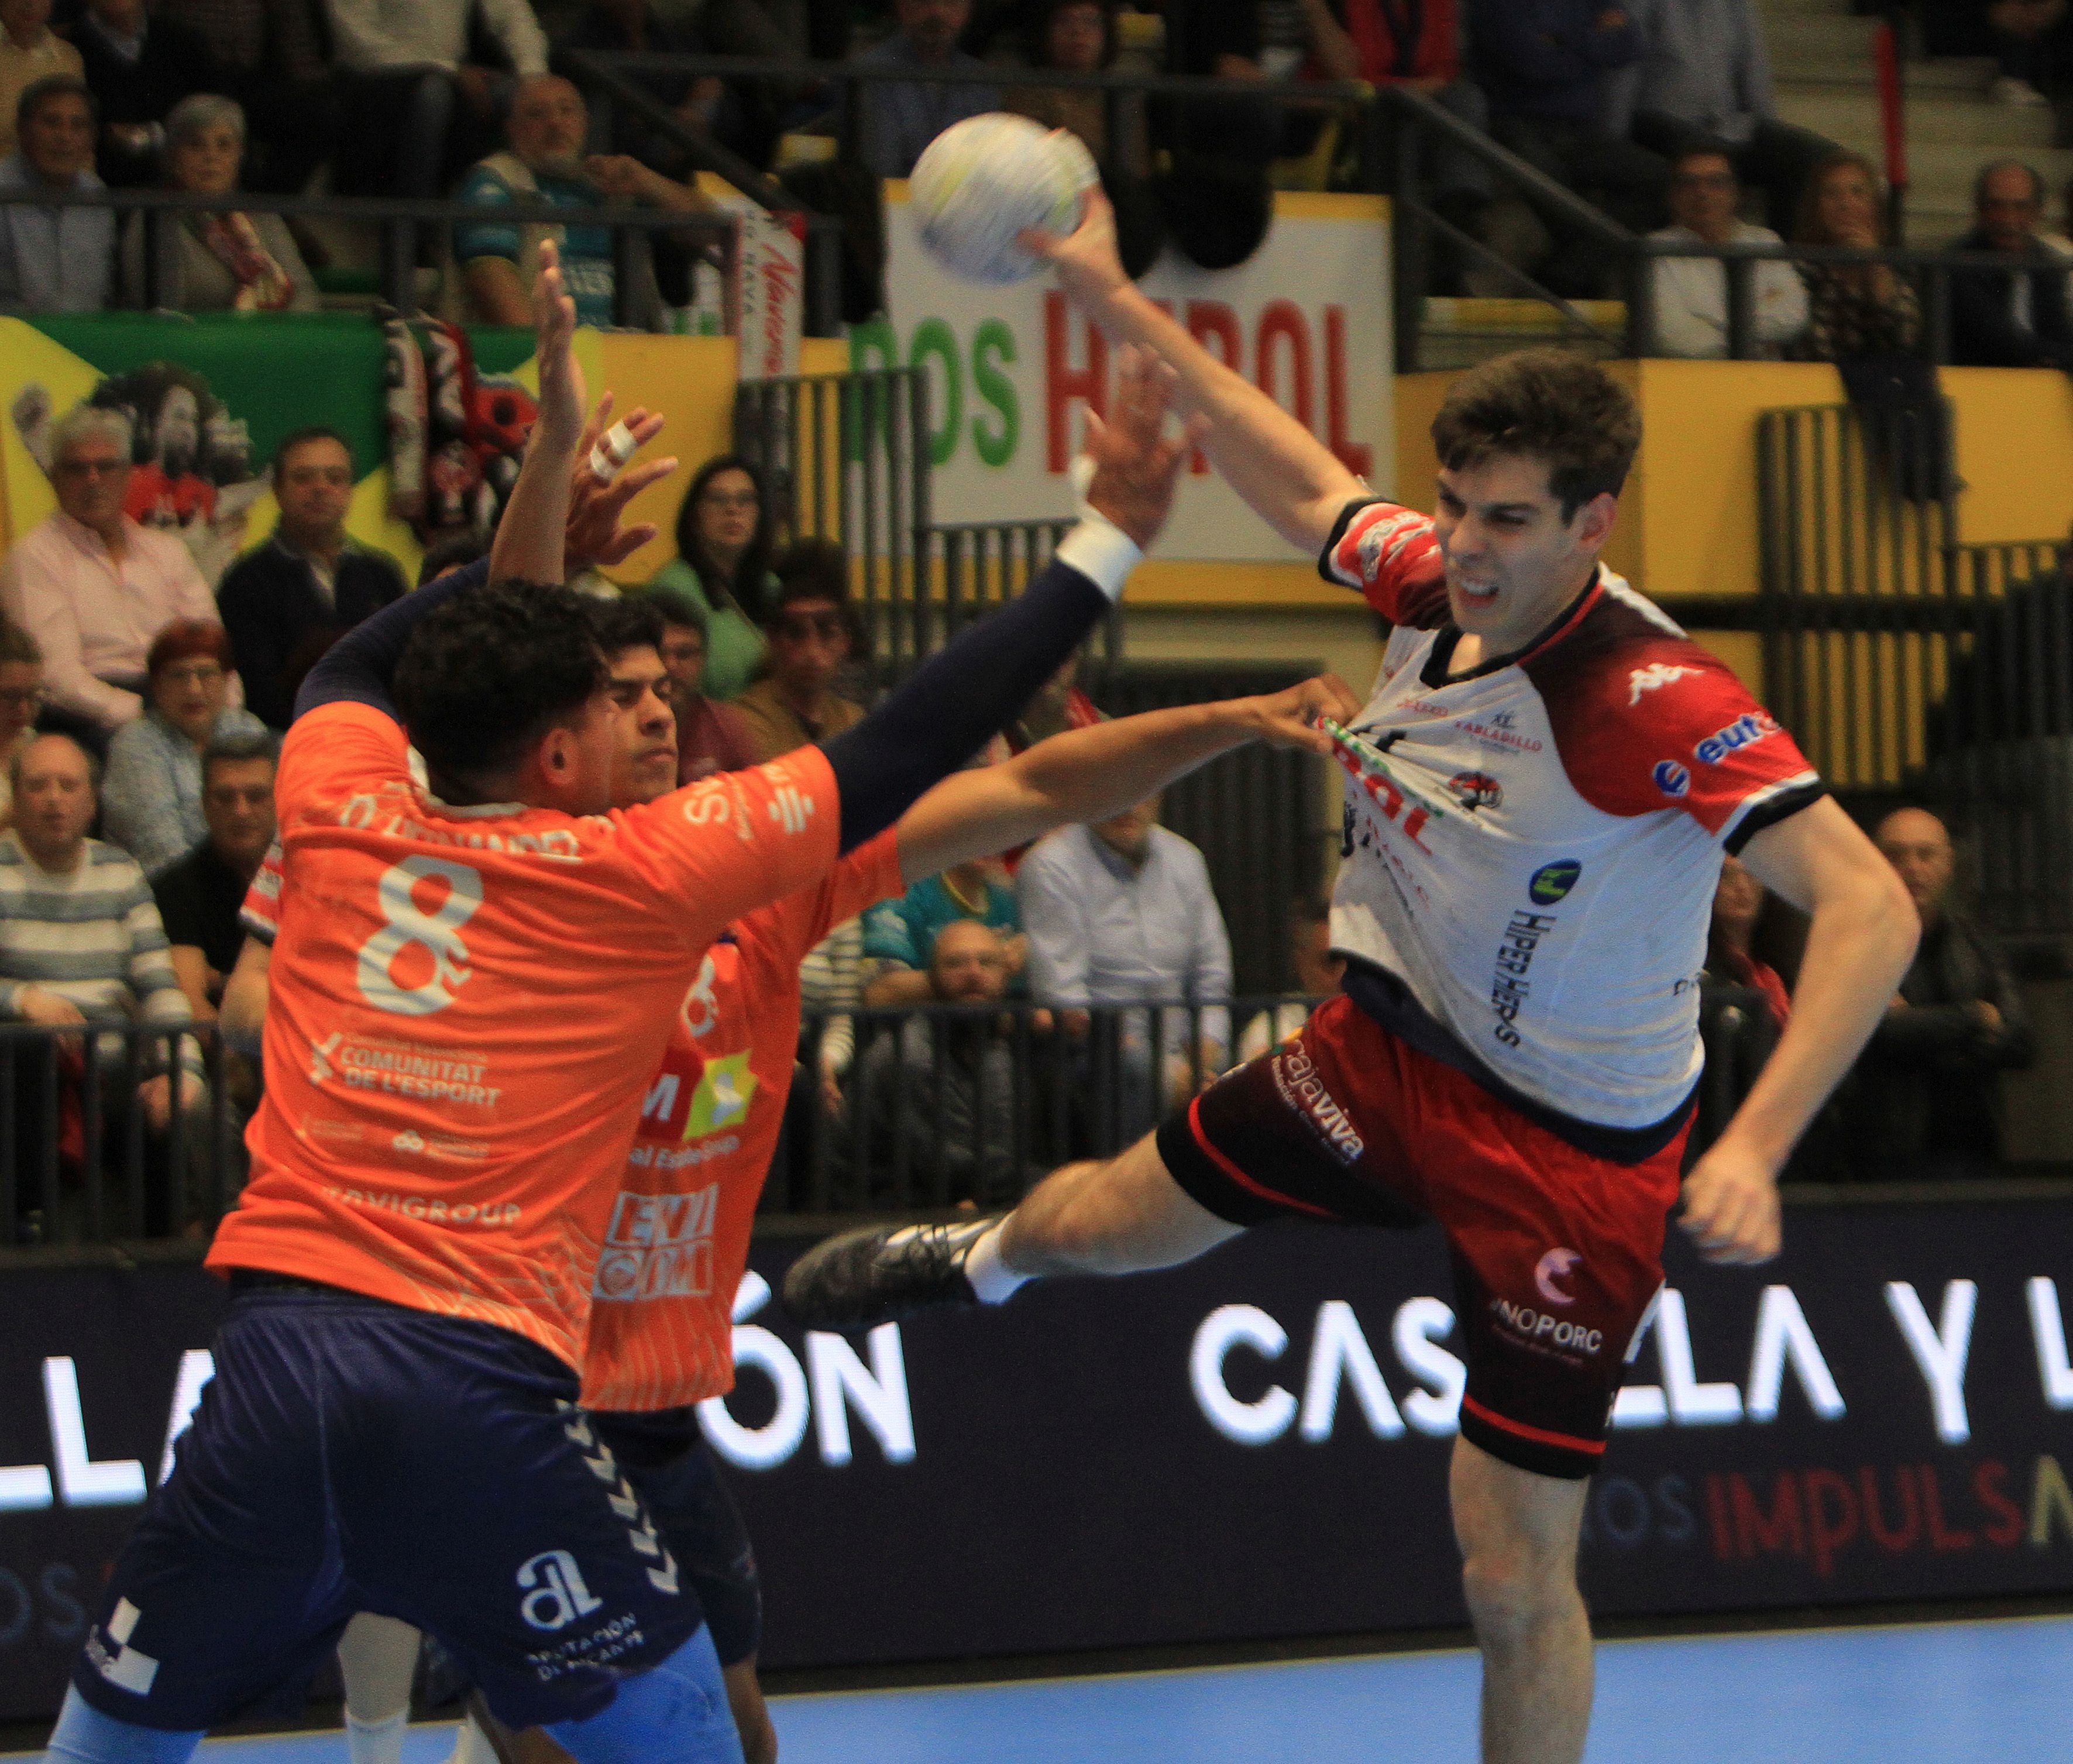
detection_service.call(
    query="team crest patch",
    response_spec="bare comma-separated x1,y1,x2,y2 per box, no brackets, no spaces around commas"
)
1529,860,1581,904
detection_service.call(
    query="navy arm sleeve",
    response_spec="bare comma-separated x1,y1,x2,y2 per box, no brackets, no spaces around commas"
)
294,559,493,722
821,556,1109,853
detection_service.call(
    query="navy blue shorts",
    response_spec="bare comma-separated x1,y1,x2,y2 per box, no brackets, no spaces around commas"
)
592,1411,760,1669
71,1287,708,1733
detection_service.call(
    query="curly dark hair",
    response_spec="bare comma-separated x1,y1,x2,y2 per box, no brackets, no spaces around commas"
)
393,581,607,789
1429,349,1641,520
587,596,666,659
672,455,776,621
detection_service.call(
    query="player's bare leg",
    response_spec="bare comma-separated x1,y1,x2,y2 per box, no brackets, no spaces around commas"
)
337,1613,421,1764
782,1131,1239,1326
721,1659,777,1764
1449,1437,1592,1764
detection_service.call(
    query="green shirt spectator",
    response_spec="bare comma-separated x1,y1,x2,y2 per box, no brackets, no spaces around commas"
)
455,152,618,328
862,861,1023,981
648,453,778,702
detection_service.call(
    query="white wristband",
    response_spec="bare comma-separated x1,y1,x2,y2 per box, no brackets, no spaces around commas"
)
1053,452,1142,601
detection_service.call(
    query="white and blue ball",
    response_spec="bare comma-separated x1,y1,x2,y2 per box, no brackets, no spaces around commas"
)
908,112,1099,286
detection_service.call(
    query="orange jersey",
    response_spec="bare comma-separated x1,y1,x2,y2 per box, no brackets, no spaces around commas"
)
205,699,841,1368
579,830,903,1413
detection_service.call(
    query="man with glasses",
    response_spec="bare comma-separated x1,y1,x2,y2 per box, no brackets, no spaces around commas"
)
734,546,866,761
0,619,42,828
0,401,216,742
1646,145,1807,357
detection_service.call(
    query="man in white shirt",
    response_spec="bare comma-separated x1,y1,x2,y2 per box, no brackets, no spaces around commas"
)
1648,146,1808,358
327,0,548,200
0,401,215,738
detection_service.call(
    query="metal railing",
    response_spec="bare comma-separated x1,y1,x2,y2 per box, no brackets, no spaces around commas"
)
1,1020,245,1249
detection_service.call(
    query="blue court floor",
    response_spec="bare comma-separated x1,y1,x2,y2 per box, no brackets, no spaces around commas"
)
15,1615,2072,1763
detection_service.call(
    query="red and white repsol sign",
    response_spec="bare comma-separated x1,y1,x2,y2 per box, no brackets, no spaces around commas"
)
853,189,1393,562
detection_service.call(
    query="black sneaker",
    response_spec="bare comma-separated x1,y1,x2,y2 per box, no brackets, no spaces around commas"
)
782,1215,1004,1329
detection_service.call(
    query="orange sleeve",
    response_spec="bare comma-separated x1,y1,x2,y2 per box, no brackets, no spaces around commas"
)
612,745,844,950
276,700,412,825
757,826,904,966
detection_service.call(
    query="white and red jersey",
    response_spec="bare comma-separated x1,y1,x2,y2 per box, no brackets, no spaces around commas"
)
1319,498,1823,1154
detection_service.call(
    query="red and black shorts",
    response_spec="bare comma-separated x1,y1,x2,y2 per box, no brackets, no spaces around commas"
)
1155,995,1684,1480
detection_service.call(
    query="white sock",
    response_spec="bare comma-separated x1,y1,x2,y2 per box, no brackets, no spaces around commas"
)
345,1710,408,1764
964,1222,1032,1304
444,1714,502,1764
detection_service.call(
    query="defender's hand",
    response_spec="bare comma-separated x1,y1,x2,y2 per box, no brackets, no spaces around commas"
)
565,391,678,570
531,240,585,454
1081,346,1208,552
1679,1138,1783,1265
1234,674,1362,756
1020,185,1130,307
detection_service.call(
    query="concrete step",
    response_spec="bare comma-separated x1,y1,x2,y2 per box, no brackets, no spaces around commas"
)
1780,55,2000,94
1765,11,1881,63
1780,88,2054,149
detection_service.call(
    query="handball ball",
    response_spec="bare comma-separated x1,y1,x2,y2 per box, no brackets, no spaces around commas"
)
910,114,1099,286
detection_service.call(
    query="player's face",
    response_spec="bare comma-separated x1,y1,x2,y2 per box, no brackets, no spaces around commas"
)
604,645,679,806
1432,455,1613,652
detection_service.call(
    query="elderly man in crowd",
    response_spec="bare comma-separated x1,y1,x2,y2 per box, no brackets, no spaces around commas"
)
858,916,1025,1205
1019,792,1232,1139
0,74,114,311
852,0,1000,178
152,728,274,1022
217,428,407,729
0,402,216,741
2,732,208,1241
1948,159,2073,370
1840,807,2034,1175
1649,145,1807,357
455,73,710,330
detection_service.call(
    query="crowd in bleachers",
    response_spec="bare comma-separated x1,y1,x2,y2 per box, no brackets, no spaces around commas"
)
0,0,2071,352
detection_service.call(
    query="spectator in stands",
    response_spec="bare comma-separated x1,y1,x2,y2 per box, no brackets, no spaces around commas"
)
734,547,867,759
1702,854,1787,1027
861,854,1024,1004
0,0,82,161
1985,0,2073,108
2,731,207,1240
0,403,216,738
641,585,754,782
1469,0,1669,281
0,75,114,312
645,455,776,702
1788,150,1920,362
1648,146,1807,357
562,0,782,173
151,728,274,1018
100,618,267,876
1003,0,1148,175
1841,807,2033,1174
0,621,41,830
160,0,334,194
857,917,1023,1205
1019,793,1232,1133
1948,159,2073,370
1607,0,1837,237
1236,892,1342,1061
328,0,549,200
852,0,1001,179
73,0,218,188
216,428,407,731
119,94,318,312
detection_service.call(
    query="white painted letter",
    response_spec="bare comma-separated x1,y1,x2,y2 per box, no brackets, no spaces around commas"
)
157,1349,216,1485
42,1358,145,1507
1391,1298,1464,1436
807,1325,916,1467
1300,1301,1404,1442
1652,1290,1742,1424
2027,1277,2073,1411
699,1325,809,1470
1745,1286,1844,1422
1190,1305,1296,1445
1886,1280,1977,1445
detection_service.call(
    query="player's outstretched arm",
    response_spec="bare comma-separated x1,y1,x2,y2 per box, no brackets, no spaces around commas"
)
889,674,1359,883
1021,191,1367,557
1680,797,1919,1264
818,349,1196,855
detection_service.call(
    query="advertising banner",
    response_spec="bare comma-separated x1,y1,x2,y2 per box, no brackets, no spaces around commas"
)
3,1198,2070,1722
850,191,1393,562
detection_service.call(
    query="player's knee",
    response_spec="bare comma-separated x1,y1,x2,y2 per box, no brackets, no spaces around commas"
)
1458,1535,1579,1646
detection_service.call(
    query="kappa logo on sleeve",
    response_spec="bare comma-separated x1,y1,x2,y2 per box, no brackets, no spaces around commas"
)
1628,662,1700,706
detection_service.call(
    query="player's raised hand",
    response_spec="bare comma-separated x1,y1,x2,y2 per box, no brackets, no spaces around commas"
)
531,239,585,453
1233,674,1362,755
1020,185,1129,307
1677,1137,1783,1265
1082,345,1209,552
565,390,678,570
